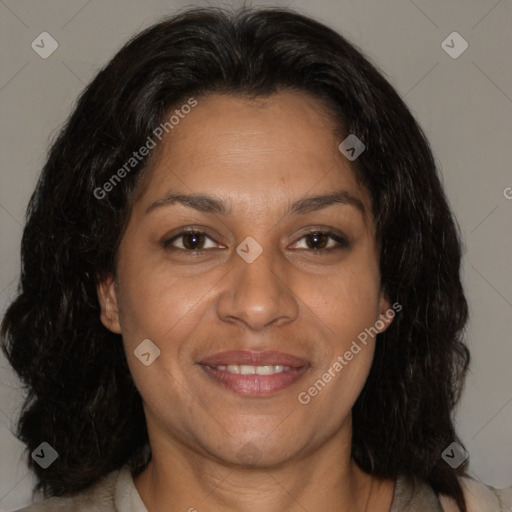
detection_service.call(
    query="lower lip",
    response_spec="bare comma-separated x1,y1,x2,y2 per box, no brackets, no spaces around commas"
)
199,365,309,396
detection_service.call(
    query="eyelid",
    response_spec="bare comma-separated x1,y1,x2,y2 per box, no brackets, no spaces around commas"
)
161,227,223,250
289,228,349,251
162,227,349,253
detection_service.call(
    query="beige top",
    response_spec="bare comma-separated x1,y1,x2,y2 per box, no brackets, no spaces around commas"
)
14,465,512,512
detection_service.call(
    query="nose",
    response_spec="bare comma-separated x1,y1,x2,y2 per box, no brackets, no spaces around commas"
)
216,244,299,331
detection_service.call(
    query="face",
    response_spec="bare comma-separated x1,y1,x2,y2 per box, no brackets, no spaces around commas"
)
98,90,392,467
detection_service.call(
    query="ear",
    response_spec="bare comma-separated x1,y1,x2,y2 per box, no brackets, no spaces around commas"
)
376,292,395,334
97,274,122,334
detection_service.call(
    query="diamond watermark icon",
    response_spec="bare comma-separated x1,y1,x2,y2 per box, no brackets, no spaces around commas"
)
236,236,263,263
31,32,59,59
338,134,365,161
31,442,59,469
441,441,468,469
441,32,468,59
134,339,161,366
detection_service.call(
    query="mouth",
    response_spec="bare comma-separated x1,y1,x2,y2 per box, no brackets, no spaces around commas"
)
198,350,310,396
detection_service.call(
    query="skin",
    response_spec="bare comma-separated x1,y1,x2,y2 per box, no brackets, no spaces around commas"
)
98,90,396,512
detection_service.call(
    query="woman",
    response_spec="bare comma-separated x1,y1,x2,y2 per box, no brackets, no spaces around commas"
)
2,6,510,512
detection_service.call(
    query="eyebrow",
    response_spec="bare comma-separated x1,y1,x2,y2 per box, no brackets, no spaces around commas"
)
145,190,366,217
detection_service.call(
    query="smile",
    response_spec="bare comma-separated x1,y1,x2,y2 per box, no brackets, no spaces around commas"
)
198,350,310,396
212,364,291,375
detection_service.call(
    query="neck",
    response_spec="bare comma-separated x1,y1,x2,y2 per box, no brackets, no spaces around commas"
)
133,423,390,512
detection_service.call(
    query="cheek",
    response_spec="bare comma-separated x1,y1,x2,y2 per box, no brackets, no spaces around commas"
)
307,260,381,344
114,254,218,397
115,249,213,346
300,277,379,428
297,251,381,406
116,267,205,426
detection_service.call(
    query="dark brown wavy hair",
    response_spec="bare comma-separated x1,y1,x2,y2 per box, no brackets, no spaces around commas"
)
1,6,470,511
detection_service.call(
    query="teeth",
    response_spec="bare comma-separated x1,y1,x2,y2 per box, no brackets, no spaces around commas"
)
215,364,291,375
256,365,278,375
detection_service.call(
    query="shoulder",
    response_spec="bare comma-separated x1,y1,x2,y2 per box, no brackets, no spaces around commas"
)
392,474,511,512
439,477,512,512
13,469,121,512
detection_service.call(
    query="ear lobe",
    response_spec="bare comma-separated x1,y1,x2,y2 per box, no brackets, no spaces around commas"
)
97,275,121,334
377,294,394,333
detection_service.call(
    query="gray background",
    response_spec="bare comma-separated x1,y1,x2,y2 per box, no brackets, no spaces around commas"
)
1,0,511,509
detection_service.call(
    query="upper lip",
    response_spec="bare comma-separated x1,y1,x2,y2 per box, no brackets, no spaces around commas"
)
199,350,309,368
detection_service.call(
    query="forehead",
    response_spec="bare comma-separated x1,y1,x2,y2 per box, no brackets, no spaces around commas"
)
136,90,371,217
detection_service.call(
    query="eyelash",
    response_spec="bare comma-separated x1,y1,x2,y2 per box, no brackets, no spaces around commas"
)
162,228,349,255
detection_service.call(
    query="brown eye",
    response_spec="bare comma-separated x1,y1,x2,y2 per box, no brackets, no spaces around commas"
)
305,232,329,250
162,230,218,252
181,232,206,250
292,230,349,253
